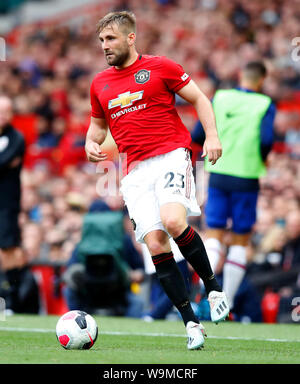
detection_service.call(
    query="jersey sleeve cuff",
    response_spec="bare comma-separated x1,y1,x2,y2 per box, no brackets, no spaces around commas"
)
91,111,104,119
172,77,191,93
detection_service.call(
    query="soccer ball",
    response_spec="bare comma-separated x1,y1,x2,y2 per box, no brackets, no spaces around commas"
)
56,310,98,350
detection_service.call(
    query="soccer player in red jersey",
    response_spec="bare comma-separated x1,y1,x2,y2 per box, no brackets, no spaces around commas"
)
85,11,229,349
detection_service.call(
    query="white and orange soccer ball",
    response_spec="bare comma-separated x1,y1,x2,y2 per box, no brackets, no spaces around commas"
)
56,310,98,350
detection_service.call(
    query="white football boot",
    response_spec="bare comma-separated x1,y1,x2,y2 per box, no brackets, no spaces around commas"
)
186,321,206,350
208,290,230,323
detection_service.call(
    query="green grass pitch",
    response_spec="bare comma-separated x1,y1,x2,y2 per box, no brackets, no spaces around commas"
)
0,314,299,364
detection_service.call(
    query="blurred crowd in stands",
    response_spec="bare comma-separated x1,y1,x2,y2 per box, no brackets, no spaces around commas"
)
0,0,299,322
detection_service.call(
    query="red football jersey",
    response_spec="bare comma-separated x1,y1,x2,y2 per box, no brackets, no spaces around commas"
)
90,54,192,174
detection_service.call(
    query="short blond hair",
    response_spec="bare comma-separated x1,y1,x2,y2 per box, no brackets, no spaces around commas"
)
96,11,136,35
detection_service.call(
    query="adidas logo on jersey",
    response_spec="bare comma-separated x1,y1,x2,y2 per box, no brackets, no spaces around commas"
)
172,189,182,195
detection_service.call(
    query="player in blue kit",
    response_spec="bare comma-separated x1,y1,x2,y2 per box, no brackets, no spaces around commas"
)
192,62,276,314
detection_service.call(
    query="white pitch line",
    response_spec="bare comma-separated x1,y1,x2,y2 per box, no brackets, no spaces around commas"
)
0,326,299,344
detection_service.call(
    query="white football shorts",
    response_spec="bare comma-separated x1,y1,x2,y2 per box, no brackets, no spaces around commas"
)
120,147,201,243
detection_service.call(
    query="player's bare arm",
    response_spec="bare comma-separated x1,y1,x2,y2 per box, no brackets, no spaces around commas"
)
85,117,108,162
177,80,222,165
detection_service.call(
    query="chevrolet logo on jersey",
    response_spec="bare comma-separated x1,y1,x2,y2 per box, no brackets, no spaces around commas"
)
108,91,144,109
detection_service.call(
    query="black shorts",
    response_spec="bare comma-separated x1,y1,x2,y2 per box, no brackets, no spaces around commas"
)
0,209,21,249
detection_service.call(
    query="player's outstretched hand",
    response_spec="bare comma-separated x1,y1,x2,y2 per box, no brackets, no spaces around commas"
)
85,140,108,162
202,135,222,165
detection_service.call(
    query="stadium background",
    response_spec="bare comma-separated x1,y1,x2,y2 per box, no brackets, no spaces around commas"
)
0,0,299,323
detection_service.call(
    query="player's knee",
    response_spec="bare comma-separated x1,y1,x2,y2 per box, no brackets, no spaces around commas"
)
0,246,17,257
162,215,186,238
144,230,170,256
231,231,251,246
147,241,167,256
